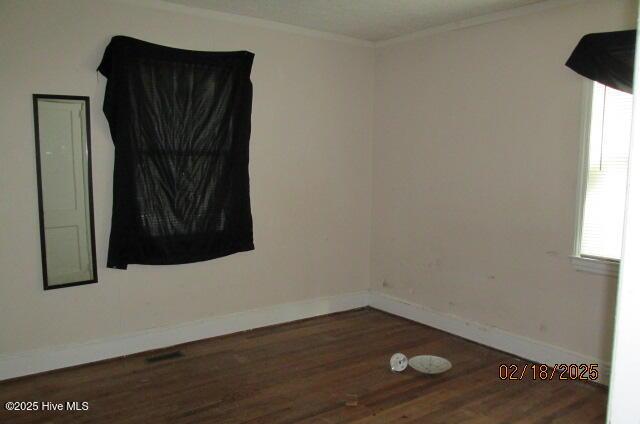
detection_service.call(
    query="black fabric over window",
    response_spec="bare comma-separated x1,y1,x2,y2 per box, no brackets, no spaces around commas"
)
98,36,255,269
565,30,635,94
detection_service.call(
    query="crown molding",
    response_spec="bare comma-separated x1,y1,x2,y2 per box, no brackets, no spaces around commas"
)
112,0,591,49
376,0,586,48
112,0,375,48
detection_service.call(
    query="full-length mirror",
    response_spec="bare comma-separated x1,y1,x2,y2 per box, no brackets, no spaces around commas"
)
33,95,97,290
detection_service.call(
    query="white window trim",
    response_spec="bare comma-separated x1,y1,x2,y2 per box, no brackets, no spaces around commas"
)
572,80,620,277
570,255,619,276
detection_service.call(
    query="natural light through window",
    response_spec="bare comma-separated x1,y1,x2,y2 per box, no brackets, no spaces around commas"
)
579,82,633,261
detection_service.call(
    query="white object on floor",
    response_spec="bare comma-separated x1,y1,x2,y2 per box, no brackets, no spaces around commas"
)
408,355,452,374
390,353,408,372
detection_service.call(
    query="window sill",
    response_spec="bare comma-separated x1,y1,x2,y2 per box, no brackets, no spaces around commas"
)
570,256,619,277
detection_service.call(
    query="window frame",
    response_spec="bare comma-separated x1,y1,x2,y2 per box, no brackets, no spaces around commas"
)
572,80,623,276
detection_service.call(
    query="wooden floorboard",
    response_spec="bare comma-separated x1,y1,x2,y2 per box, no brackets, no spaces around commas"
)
0,308,607,423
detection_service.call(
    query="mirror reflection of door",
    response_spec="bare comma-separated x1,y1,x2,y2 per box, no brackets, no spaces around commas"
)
34,95,97,289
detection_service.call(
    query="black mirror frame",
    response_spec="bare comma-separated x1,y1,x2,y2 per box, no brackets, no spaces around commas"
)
33,94,98,290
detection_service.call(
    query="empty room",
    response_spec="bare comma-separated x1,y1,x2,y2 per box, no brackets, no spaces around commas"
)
1,0,640,422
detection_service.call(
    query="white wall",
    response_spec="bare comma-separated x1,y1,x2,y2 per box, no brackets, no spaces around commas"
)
0,0,373,355
372,0,637,364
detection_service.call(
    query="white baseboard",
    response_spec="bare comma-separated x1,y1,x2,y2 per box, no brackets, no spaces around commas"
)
0,291,370,381
369,291,610,385
1,290,610,385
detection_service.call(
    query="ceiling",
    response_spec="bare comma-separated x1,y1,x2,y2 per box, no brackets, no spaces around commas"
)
165,0,549,42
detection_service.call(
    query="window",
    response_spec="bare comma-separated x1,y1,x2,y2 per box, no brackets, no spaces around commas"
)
573,82,633,275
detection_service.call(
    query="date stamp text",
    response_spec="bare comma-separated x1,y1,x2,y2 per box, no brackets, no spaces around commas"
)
498,363,599,381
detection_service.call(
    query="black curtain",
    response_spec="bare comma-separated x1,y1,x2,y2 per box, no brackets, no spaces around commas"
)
566,30,636,94
98,36,255,269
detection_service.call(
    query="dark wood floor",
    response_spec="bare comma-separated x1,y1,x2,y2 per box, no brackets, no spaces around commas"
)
0,308,607,423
